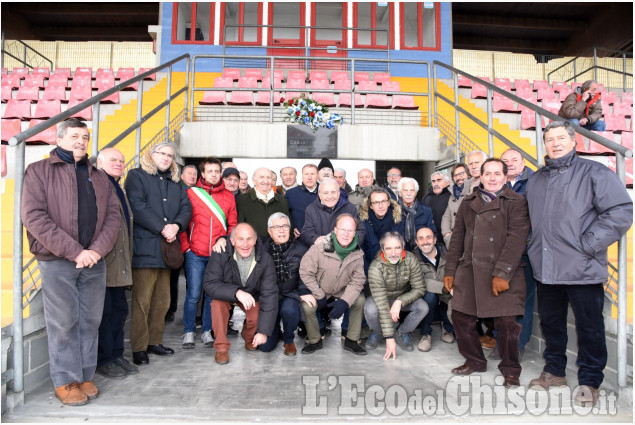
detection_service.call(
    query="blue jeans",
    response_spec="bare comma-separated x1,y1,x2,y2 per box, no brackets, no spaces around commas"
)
183,251,211,333
537,282,607,388
420,291,454,336
567,118,606,132
259,297,301,352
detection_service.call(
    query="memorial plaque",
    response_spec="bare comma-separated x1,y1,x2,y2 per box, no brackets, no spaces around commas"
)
287,125,338,158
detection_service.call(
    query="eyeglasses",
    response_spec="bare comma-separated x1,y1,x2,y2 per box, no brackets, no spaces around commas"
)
453,171,466,177
371,199,390,206
270,224,290,231
153,151,174,160
387,173,401,177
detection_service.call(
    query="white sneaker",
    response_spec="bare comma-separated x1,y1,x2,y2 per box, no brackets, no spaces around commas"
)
418,335,432,352
182,332,195,349
201,330,214,347
441,329,455,344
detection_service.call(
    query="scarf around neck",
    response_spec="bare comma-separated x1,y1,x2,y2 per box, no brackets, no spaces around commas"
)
477,184,504,204
268,238,292,283
332,232,358,260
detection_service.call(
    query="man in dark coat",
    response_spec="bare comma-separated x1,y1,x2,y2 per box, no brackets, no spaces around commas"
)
421,171,451,244
203,223,278,365
444,158,530,388
397,177,436,252
526,121,632,407
236,167,289,237
124,142,192,366
285,164,319,239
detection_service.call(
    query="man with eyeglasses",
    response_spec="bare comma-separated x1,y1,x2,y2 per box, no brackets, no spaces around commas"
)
383,167,402,202
125,142,192,366
441,163,469,247
258,213,308,356
299,214,367,356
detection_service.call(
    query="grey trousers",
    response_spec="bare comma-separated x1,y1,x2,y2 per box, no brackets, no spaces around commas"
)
364,295,429,337
302,294,366,344
39,259,106,388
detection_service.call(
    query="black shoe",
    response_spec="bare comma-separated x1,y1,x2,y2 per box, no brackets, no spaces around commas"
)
320,327,331,339
114,356,139,374
147,344,175,356
165,311,175,323
301,339,323,354
297,323,307,338
96,361,127,379
132,351,149,365
343,338,367,356
227,326,238,336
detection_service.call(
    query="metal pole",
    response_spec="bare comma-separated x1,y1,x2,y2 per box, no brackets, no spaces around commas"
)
593,48,598,81
23,43,27,68
305,27,309,71
185,56,190,124
92,103,100,158
12,141,25,393
433,64,438,129
623,53,627,91
535,115,544,167
351,60,356,125
189,58,195,123
269,57,275,124
427,63,433,127
454,73,460,162
615,151,627,388
486,88,493,157
135,80,144,167
166,65,172,136
573,60,577,83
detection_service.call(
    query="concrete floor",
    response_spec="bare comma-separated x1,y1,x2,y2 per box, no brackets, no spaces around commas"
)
3,274,633,423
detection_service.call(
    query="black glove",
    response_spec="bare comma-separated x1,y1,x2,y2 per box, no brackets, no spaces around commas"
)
316,297,328,311
327,299,349,319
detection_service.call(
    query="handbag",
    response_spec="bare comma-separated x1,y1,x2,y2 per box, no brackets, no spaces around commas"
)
160,237,184,269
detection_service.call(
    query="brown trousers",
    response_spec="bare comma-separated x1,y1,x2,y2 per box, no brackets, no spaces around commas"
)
130,268,171,352
453,309,522,377
211,300,259,353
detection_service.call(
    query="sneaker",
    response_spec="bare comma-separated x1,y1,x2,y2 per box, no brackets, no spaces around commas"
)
96,361,127,379
55,382,88,406
395,332,414,352
343,337,367,356
114,356,138,375
201,330,214,347
574,385,599,408
529,372,567,390
441,329,455,344
418,335,432,352
301,339,323,354
182,332,195,349
365,332,379,350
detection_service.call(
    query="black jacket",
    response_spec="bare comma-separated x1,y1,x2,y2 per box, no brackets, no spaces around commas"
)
422,187,451,243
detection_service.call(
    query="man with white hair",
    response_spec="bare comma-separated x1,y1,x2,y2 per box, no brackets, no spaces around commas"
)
422,171,451,244
236,167,289,237
397,177,436,252
384,167,402,202
334,167,352,193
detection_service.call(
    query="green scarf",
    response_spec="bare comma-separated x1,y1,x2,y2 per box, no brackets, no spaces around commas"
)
332,232,358,260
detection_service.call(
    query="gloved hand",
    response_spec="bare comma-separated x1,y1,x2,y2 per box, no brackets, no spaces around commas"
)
492,276,510,296
327,299,349,319
443,276,454,292
316,297,328,311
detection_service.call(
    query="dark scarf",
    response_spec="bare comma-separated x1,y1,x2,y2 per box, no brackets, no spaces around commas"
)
368,205,395,239
332,232,358,260
478,184,505,205
401,201,417,246
452,183,463,200
268,238,292,283
108,174,131,235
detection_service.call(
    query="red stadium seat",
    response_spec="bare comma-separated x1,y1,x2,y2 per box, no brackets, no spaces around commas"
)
285,78,306,98
1,86,12,103
365,93,390,108
392,95,417,110
551,82,569,92
42,85,67,103
95,75,115,90
96,85,119,104
67,99,92,121
494,78,511,92
604,114,629,133
53,68,72,79
621,131,633,150
541,100,562,116
237,77,258,89
536,87,556,101
513,79,531,91
471,77,491,99
457,75,472,88
533,80,549,91
587,131,616,154
286,70,305,82
621,92,633,105
32,99,61,120
309,70,327,82
381,81,401,92
310,80,330,90
330,71,349,83
71,75,92,89
32,68,50,79
3,99,32,120
264,69,284,83
48,74,69,88
116,68,137,90
263,78,283,89
222,68,241,81
311,92,336,107
602,91,618,105
517,95,538,112
515,86,533,99
373,72,391,85
69,84,92,102
336,80,362,108
74,67,93,79
358,81,378,92
138,68,156,81
493,92,517,112
255,91,282,106
95,68,114,79
243,69,262,81
613,102,632,117
15,86,40,103
199,77,233,105
2,75,22,89
354,72,370,83
558,88,573,102
520,109,545,130
26,119,57,144
607,157,633,186
12,67,29,79
575,133,589,154
23,75,46,88
228,91,254,105
1,119,22,142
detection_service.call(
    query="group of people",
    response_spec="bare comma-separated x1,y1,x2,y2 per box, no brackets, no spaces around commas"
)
22,117,631,410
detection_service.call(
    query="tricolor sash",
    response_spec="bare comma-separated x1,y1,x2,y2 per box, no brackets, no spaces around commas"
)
190,187,227,232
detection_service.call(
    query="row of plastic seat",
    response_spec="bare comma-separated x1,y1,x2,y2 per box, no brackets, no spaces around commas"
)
221,68,392,85
209,76,405,91
1,118,59,144
461,76,597,92
2,81,120,104
2,99,92,121
3,66,155,81
576,131,633,155
2,72,138,92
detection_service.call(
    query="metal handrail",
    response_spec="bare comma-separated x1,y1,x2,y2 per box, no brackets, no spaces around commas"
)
190,54,432,126
8,53,190,394
222,23,390,70
433,60,632,390
1,35,53,71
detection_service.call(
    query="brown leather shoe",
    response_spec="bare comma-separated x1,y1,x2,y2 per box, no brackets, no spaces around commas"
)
479,335,496,349
55,382,88,406
283,342,297,357
451,364,486,375
215,351,230,365
504,375,520,388
574,385,599,407
529,372,567,390
244,341,257,351
78,381,99,400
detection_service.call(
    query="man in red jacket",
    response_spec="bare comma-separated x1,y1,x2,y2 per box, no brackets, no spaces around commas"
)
180,156,237,349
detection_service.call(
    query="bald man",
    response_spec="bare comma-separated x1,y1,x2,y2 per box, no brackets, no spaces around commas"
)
349,168,378,211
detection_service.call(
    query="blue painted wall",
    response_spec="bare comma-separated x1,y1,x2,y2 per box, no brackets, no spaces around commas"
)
160,2,452,78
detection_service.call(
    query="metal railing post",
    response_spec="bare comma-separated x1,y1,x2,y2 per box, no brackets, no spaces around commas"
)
92,103,100,158
486,88,494,157
269,57,275,124
135,80,144,166
433,64,438,129
185,56,190,123
166,65,172,135
189,58,195,123
454,72,460,161
305,27,309,70
351,60,356,125
573,60,577,83
615,151,627,388
23,42,27,68
623,53,627,91
11,141,25,393
535,116,544,167
593,48,598,81
428,63,433,127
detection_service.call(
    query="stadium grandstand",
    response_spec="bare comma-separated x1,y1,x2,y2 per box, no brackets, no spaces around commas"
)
1,2,633,421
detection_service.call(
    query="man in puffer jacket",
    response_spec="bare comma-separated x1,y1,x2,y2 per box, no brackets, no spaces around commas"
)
365,232,428,359
558,79,605,131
